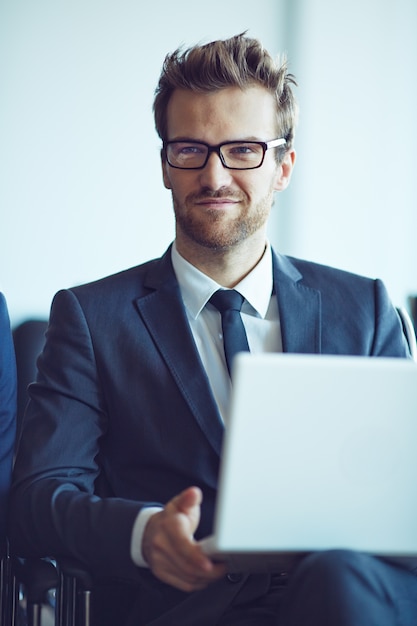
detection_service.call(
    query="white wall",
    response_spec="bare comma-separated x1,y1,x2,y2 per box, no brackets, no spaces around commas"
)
1,0,416,327
0,0,286,326
280,0,417,310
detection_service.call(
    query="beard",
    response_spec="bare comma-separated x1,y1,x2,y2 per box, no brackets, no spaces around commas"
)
172,186,275,251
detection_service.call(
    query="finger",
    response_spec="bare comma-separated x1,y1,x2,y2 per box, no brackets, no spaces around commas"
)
171,486,202,512
147,516,226,590
153,550,227,592
167,487,202,534
142,487,226,591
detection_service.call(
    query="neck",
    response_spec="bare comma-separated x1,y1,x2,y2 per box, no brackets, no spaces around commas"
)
175,232,268,288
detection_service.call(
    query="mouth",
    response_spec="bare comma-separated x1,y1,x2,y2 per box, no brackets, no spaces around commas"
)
194,198,240,209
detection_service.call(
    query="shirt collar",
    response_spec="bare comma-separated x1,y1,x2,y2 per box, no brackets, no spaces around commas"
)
171,241,273,320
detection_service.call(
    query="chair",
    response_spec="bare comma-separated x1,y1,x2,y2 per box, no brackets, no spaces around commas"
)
11,319,102,626
55,558,93,626
12,319,48,437
11,319,58,626
55,556,138,626
11,318,138,626
1,539,12,625
11,558,58,626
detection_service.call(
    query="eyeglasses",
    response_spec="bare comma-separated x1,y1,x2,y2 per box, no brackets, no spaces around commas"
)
163,138,287,170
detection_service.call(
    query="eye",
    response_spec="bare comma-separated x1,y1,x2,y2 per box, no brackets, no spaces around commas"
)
223,142,263,162
229,144,255,155
174,143,205,156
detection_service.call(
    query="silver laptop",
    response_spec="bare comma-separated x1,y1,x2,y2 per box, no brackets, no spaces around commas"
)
200,353,417,573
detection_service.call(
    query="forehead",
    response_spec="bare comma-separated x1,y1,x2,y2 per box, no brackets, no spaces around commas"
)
166,85,277,142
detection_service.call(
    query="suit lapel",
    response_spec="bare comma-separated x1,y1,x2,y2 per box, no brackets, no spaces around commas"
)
134,248,224,455
133,247,321,454
272,252,322,354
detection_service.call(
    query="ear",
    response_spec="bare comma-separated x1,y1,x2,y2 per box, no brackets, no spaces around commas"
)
273,149,296,192
162,159,172,190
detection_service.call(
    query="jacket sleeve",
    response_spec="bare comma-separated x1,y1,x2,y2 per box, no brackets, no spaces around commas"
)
0,293,17,541
370,279,411,358
8,289,145,582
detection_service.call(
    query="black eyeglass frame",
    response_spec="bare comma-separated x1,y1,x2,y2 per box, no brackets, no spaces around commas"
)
163,137,287,170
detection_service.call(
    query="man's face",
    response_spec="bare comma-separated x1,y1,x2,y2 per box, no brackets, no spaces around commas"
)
162,85,294,253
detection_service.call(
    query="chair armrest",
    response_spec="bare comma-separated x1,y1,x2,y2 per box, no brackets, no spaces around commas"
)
12,557,58,604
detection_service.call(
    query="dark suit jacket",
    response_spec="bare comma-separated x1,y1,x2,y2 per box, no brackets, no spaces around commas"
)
0,292,16,542
9,247,410,624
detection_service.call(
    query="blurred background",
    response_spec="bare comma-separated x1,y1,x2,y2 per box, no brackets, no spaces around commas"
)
1,0,416,327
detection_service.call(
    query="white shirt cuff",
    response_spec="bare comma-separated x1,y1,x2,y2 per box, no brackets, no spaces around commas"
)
130,507,163,567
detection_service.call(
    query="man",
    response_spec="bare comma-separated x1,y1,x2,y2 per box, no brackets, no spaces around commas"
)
9,34,416,625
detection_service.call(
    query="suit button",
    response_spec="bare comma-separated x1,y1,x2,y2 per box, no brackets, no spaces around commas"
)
226,573,242,583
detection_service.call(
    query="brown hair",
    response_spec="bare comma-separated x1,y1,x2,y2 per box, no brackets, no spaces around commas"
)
153,33,298,157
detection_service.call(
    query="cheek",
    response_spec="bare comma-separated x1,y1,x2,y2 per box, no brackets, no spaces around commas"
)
165,171,199,200
240,174,272,201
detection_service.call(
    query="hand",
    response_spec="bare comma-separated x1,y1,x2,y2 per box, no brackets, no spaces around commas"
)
142,486,226,592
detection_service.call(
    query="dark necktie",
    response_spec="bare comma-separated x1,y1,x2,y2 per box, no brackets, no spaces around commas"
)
210,289,250,377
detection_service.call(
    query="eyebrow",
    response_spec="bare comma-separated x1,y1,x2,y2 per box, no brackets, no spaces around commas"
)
166,136,267,143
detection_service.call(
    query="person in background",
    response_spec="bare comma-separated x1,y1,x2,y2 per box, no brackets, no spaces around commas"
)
9,33,416,625
0,292,16,544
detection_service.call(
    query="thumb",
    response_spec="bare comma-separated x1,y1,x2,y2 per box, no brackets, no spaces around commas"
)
169,487,202,534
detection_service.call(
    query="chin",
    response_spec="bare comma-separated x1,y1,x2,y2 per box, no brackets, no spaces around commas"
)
188,226,252,251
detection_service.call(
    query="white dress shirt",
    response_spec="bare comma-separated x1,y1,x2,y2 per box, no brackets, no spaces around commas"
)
130,241,282,567
171,241,282,421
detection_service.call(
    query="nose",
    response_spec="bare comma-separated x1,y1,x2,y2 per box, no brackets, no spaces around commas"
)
198,151,234,190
